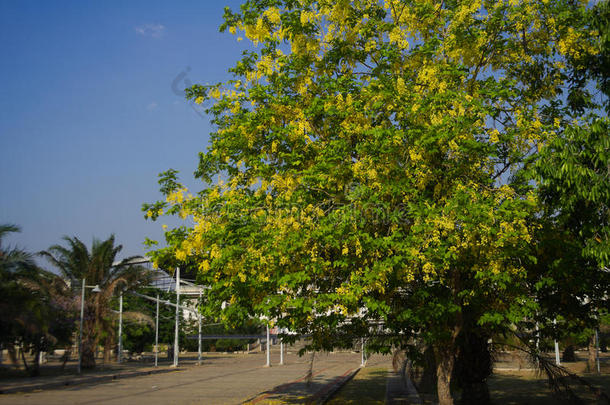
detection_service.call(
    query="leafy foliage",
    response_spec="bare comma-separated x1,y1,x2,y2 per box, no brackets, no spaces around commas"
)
530,0,610,376
0,225,74,376
145,1,608,403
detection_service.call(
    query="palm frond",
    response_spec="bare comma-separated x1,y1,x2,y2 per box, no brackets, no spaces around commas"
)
0,224,20,246
498,341,610,404
120,311,154,327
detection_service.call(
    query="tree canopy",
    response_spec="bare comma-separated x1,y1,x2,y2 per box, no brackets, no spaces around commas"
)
144,1,608,403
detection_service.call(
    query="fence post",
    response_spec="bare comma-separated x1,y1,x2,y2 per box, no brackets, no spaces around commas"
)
155,294,159,367
118,293,123,363
173,267,180,367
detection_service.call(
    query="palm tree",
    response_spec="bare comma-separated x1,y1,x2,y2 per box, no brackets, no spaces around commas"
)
0,224,36,274
40,235,150,368
0,224,36,367
0,224,74,376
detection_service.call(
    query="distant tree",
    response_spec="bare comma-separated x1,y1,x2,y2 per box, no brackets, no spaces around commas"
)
41,235,150,368
118,288,174,356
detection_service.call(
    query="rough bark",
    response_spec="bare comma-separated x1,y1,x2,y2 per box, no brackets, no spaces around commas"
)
8,345,18,366
60,347,71,370
435,346,456,405
562,345,576,362
103,336,114,364
20,348,30,373
81,340,96,369
81,319,97,369
80,305,102,369
418,347,438,394
456,330,492,405
30,349,41,376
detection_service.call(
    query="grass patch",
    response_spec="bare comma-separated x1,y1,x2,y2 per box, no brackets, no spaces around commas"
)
327,367,387,405
489,369,610,405
326,365,609,404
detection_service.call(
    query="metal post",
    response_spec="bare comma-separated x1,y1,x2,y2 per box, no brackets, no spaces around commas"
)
280,338,284,365
534,322,540,366
554,319,560,365
265,324,271,367
118,293,123,363
198,291,202,365
596,329,601,373
361,338,365,366
173,267,180,367
554,340,561,365
78,278,85,374
155,294,159,367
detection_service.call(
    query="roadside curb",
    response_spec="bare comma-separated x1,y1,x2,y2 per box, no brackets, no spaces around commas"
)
385,369,422,405
0,367,183,395
244,365,362,405
314,366,361,404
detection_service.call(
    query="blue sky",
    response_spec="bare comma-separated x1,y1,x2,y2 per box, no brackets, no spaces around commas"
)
0,0,245,262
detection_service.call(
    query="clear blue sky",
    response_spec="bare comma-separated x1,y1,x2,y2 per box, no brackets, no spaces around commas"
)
0,0,245,262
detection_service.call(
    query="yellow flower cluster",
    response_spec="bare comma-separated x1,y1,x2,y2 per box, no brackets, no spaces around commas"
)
388,27,409,50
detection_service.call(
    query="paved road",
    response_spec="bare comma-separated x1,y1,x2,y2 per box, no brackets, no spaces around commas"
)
0,351,381,405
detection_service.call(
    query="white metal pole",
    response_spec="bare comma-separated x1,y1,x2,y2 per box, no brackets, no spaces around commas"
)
118,293,123,363
596,329,601,373
280,338,284,365
361,338,365,366
534,322,540,366
78,278,85,374
554,341,560,365
266,324,271,367
198,291,202,365
155,294,159,367
173,267,180,367
554,319,560,365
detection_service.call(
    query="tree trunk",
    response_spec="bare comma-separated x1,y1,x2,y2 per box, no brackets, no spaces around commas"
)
60,347,71,370
435,347,456,405
81,323,97,369
30,349,41,377
103,336,114,364
587,333,597,373
81,313,98,369
20,348,30,373
8,345,18,367
81,339,96,369
456,330,491,405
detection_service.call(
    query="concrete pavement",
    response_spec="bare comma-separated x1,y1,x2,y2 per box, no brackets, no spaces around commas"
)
0,351,385,405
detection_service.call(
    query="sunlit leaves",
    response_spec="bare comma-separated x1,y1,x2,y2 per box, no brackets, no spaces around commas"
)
144,0,606,363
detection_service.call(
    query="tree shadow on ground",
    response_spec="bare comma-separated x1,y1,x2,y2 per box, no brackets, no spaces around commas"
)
489,370,610,405
326,368,387,405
